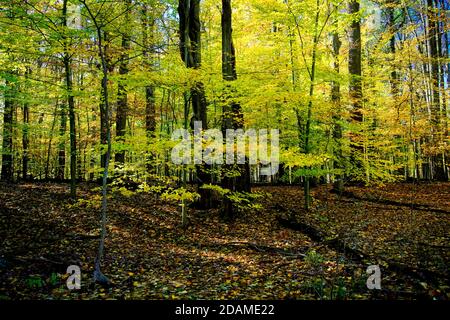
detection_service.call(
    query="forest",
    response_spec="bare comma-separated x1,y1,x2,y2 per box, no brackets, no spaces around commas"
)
0,0,449,301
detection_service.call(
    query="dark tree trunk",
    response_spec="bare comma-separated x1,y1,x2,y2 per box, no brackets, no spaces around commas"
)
178,0,208,123
190,0,213,209
80,0,112,286
387,3,400,149
142,4,157,173
1,77,14,182
348,0,363,179
45,104,58,179
221,0,237,82
427,0,446,181
189,0,208,128
301,0,321,211
331,10,343,193
178,0,213,209
100,87,108,170
221,0,250,220
63,0,77,198
439,0,449,179
115,0,131,166
387,2,406,178
388,5,399,102
57,102,67,181
22,68,31,180
145,86,156,135
77,112,83,181
100,32,114,170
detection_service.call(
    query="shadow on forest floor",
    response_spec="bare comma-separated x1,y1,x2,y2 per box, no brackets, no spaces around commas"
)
0,182,448,300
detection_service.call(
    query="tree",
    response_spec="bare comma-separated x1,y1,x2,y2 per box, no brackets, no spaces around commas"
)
287,0,336,209
115,0,132,166
178,0,212,209
331,2,344,193
79,0,132,285
427,0,446,181
142,2,156,172
348,0,363,180
22,67,31,180
220,0,251,220
62,0,77,198
1,76,14,182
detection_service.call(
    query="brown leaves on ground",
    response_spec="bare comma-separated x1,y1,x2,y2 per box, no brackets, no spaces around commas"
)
0,182,448,300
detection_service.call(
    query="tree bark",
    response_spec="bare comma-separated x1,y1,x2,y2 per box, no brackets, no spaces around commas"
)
63,0,77,198
178,0,213,209
115,0,131,166
100,32,114,171
220,0,250,220
80,0,112,286
348,0,363,180
22,67,31,180
1,76,14,182
57,102,67,181
142,4,156,173
427,0,446,181
331,6,343,193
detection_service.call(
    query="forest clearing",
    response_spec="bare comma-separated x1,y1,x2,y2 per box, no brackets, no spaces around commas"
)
0,0,449,304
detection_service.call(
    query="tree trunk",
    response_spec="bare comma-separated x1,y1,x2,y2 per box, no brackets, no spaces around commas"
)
100,32,114,171
63,0,77,199
178,0,214,209
57,102,67,181
80,0,112,285
115,0,131,166
302,0,321,211
387,2,407,178
142,4,156,173
1,76,14,182
427,0,446,181
439,0,449,179
22,68,31,180
331,7,344,194
220,0,250,220
45,104,58,179
388,5,399,107
348,0,363,180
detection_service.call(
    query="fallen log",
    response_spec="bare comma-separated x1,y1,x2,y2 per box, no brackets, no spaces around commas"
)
277,216,449,288
338,190,449,214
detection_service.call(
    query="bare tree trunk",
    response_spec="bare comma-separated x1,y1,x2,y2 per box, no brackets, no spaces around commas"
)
387,2,407,178
348,0,363,180
80,0,112,286
178,0,214,209
301,0,321,210
331,6,343,193
45,103,58,179
77,112,83,181
1,76,14,182
427,0,446,181
439,0,449,179
220,0,250,220
22,67,31,180
115,0,131,166
63,0,77,198
57,101,67,181
142,4,156,173
100,32,114,171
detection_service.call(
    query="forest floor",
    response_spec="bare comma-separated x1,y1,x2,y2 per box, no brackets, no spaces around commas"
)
0,181,449,300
